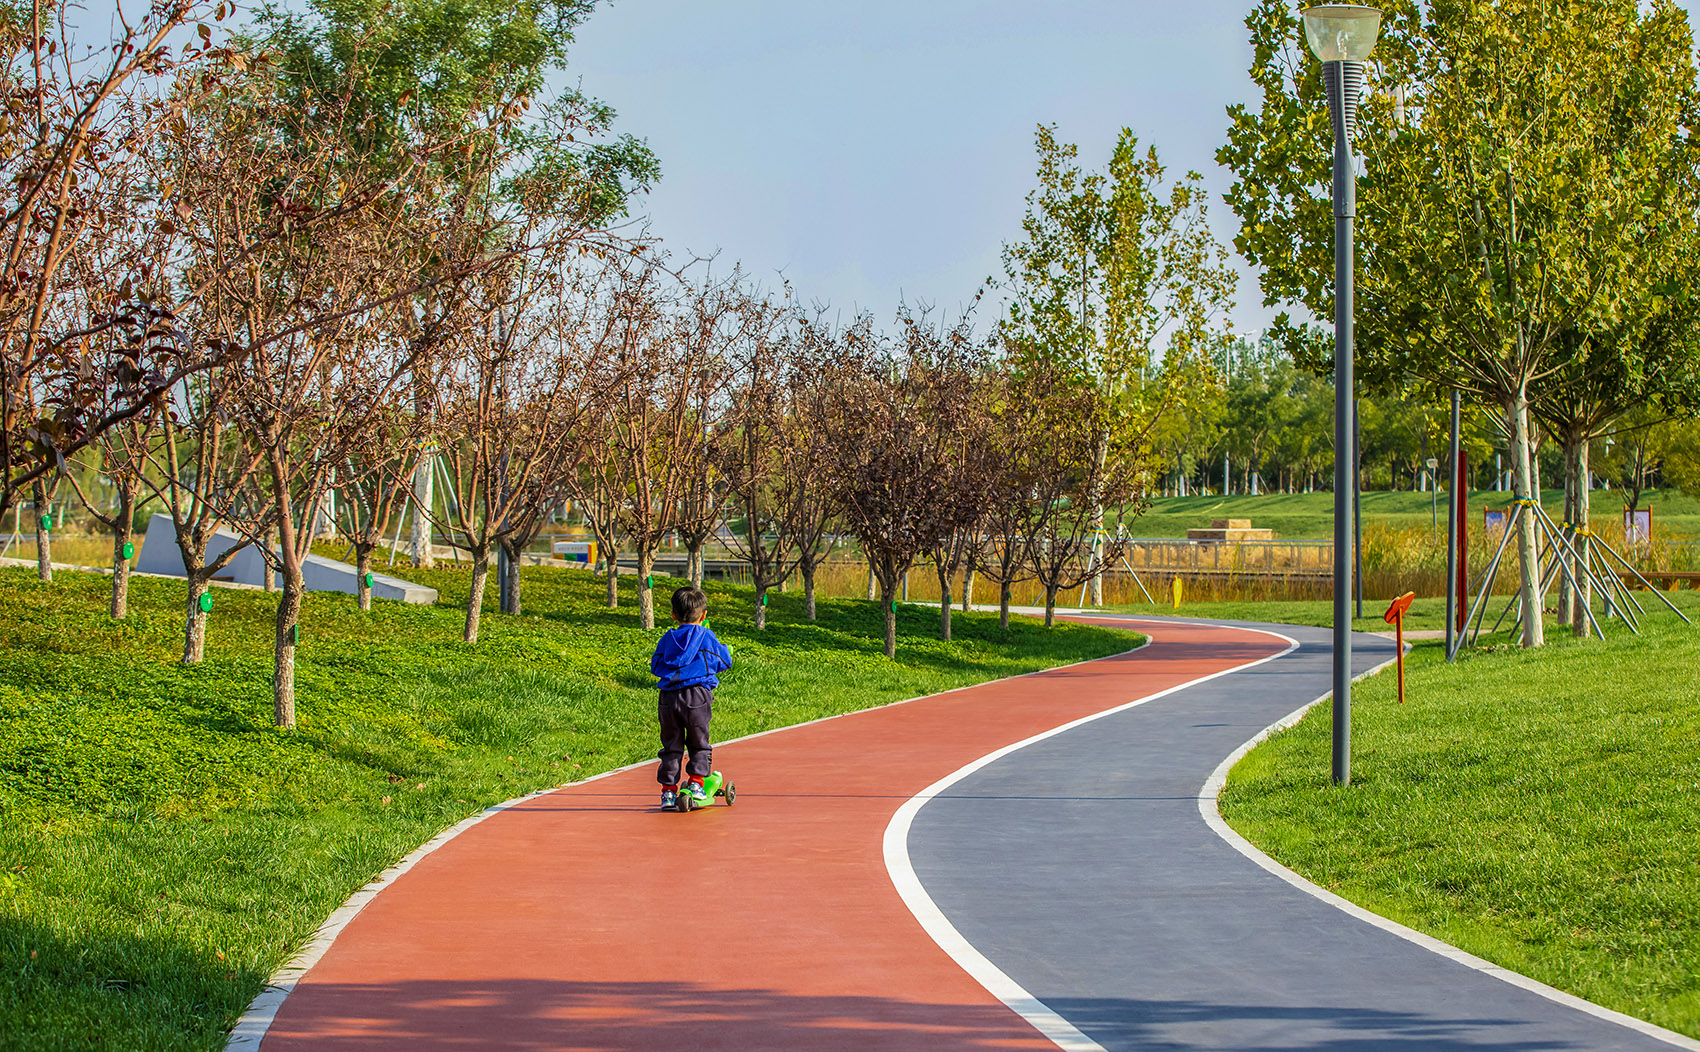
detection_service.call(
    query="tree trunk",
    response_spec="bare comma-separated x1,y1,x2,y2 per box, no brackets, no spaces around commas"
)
1088,429,1108,606
935,559,953,640
411,456,435,568
273,567,304,729
687,543,704,588
312,482,337,540
1572,440,1592,639
263,529,275,592
182,571,211,665
32,478,51,581
604,542,620,608
754,583,768,630
1000,579,1012,631
880,578,897,658
109,490,135,619
1044,582,1059,628
1558,437,1577,625
356,545,373,611
1509,390,1544,648
802,560,817,620
866,564,877,600
961,565,975,612
465,547,490,643
638,547,656,630
499,539,522,615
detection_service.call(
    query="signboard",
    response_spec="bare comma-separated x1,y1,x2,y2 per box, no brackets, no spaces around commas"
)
553,540,597,566
1483,509,1507,535
1625,507,1652,548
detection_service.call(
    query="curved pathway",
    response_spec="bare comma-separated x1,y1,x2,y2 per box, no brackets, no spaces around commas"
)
241,616,1695,1051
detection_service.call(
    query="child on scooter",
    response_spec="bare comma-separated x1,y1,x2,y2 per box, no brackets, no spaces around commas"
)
650,585,733,811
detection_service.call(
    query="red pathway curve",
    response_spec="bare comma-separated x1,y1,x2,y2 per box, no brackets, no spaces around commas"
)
258,620,1284,1051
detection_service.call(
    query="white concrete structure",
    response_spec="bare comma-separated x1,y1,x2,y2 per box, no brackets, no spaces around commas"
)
134,514,437,604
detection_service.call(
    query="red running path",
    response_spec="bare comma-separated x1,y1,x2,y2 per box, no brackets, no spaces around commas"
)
258,620,1285,1051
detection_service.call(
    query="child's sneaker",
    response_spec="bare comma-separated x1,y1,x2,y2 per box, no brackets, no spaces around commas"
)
681,780,709,807
659,787,678,811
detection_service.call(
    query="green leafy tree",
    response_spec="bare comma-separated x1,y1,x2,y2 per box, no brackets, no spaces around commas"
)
1001,124,1234,601
1222,0,1698,647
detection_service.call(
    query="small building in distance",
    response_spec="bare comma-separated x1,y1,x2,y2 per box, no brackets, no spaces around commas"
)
1186,519,1275,542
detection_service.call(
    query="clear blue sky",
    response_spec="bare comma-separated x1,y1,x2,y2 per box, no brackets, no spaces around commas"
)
567,0,1700,338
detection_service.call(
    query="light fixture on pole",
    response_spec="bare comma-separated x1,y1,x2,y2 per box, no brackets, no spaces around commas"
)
1303,3,1382,787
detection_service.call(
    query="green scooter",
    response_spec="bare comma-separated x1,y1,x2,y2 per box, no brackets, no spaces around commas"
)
679,770,736,811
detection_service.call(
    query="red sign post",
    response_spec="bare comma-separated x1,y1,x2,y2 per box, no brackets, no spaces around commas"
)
1383,591,1416,704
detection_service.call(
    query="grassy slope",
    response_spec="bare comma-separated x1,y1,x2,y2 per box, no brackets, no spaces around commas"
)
0,564,1137,1051
1102,596,1451,633
1125,487,1700,540
1220,597,1700,1038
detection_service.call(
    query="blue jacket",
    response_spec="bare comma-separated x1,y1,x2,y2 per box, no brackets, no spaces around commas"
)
650,623,733,691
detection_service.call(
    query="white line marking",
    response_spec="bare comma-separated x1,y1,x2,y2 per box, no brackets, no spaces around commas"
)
1198,657,1700,1052
225,623,1154,1050
884,621,1300,1051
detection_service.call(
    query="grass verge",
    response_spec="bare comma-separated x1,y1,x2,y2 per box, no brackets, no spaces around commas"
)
0,564,1137,1051
1220,605,1700,1039
1101,595,1452,633
1125,487,1700,540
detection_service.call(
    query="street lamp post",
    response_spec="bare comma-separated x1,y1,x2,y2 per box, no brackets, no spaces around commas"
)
1303,4,1382,787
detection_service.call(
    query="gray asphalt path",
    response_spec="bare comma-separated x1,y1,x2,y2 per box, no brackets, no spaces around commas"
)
908,617,1684,1052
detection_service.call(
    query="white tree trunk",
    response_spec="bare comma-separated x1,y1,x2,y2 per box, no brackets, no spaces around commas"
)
410,455,435,569
1510,390,1544,648
1572,441,1592,638
312,474,338,540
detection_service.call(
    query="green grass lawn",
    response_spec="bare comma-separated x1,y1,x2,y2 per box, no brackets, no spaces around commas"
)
1101,595,1452,634
1127,487,1700,540
1220,600,1700,1039
0,564,1138,1051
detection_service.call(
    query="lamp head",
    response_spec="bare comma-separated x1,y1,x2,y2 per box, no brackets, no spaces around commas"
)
1302,4,1383,63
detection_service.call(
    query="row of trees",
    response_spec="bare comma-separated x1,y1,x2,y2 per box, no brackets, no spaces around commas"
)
1153,334,1700,503
5,0,1226,725
0,0,657,725
1223,0,1700,646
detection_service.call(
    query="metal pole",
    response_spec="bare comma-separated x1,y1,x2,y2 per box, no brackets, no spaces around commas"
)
1445,389,1461,660
1326,58,1361,787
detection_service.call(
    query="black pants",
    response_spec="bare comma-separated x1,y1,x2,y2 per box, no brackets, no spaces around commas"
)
657,685,713,785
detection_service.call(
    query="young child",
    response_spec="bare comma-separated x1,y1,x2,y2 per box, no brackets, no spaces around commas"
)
650,585,733,811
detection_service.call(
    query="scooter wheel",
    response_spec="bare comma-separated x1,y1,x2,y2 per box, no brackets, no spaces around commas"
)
724,783,736,806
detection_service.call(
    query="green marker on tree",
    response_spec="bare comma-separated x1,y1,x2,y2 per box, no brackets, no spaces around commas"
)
646,574,653,590
289,624,299,645
39,513,51,531
121,541,134,561
198,592,213,613
363,572,374,589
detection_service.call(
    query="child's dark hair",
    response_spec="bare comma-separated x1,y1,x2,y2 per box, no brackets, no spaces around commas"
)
671,585,708,624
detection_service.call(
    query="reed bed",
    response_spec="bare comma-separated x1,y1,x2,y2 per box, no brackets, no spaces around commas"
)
796,520,1700,609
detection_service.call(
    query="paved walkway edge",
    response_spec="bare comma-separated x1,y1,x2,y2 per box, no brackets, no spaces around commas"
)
223,767,644,1050
223,630,1153,1051
882,622,1299,1052
1197,653,1700,1052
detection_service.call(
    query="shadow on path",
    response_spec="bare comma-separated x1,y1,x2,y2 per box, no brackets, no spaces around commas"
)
267,978,1050,1051
1042,995,1582,1052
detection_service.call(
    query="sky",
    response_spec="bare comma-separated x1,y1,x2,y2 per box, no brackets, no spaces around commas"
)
564,0,1700,340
